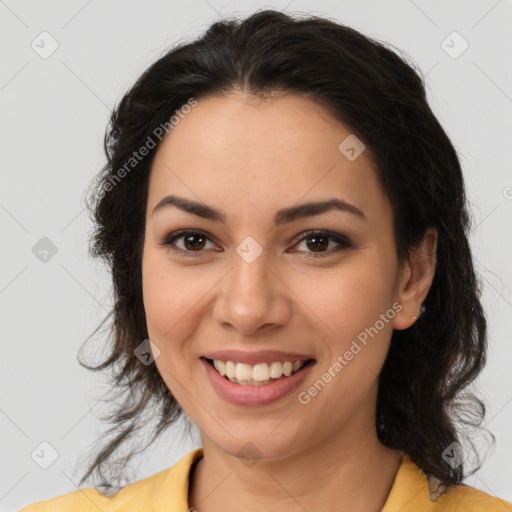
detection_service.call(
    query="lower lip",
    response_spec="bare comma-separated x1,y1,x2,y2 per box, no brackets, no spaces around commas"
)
201,358,315,406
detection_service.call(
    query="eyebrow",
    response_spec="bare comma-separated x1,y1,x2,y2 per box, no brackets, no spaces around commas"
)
151,194,367,224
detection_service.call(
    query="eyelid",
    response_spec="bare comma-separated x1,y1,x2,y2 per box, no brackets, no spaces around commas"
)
160,229,219,256
290,229,351,247
289,229,352,257
161,229,352,257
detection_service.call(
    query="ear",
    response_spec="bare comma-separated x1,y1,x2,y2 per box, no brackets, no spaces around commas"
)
392,227,437,330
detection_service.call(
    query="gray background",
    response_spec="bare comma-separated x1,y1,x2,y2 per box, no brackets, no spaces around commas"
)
1,0,511,510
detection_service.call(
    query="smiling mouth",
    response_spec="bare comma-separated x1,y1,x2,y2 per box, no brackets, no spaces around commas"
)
202,357,316,386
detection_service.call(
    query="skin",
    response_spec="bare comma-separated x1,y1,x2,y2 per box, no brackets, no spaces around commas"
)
141,91,437,512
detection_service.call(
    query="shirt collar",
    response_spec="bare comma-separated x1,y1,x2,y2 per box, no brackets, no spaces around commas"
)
157,449,437,511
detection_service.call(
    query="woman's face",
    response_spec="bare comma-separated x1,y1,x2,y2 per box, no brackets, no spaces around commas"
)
142,92,414,460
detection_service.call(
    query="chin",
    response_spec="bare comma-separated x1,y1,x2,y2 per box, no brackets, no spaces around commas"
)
204,420,313,464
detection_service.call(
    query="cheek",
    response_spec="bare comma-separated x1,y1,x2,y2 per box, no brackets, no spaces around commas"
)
299,256,396,392
300,277,394,423
142,252,205,335
141,253,205,405
304,260,395,334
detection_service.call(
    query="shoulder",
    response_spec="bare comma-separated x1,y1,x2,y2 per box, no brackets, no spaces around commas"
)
18,448,204,512
435,483,512,511
383,454,511,512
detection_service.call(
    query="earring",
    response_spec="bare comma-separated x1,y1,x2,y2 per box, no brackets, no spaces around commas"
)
412,304,426,321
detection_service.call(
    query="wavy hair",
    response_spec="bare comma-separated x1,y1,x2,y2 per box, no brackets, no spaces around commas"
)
77,9,491,491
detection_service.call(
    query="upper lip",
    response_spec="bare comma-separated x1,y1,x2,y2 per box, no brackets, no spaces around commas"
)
202,350,315,365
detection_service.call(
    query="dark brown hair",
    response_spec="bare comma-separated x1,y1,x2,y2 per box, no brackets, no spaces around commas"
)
77,8,491,491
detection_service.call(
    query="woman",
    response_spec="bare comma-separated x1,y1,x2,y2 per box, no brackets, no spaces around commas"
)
20,9,511,512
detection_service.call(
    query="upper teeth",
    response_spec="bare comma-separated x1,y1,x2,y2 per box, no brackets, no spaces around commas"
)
213,360,306,381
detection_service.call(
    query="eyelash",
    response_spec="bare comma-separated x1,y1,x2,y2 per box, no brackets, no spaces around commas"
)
160,229,352,258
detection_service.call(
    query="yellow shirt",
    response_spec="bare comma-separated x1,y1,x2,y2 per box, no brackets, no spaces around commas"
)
19,448,511,511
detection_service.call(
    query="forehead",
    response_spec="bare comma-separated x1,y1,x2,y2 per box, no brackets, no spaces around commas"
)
147,92,391,227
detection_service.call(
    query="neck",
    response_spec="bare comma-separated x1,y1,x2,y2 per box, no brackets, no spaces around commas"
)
188,422,403,512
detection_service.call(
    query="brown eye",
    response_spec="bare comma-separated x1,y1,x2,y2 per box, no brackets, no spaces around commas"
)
181,233,207,251
162,230,215,255
161,229,351,258
304,234,330,252
294,230,352,257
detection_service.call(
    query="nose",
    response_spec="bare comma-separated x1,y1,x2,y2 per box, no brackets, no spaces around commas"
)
211,252,292,336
